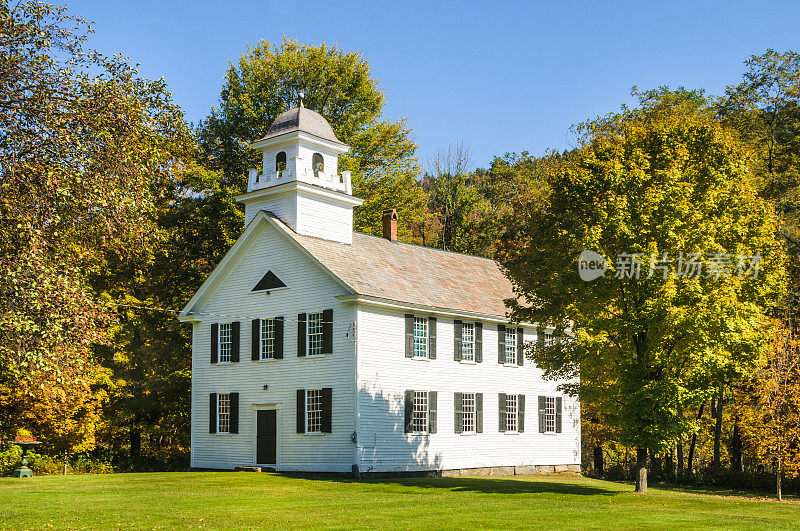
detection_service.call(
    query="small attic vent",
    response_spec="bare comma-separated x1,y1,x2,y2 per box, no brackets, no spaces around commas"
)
252,270,287,292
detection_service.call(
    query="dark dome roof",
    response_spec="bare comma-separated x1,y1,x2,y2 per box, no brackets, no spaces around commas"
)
261,106,343,144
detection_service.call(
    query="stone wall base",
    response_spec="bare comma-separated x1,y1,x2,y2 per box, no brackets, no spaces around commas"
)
359,464,580,479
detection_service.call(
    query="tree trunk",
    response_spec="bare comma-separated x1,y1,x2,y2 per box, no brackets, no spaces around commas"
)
777,442,783,502
713,385,724,477
130,428,141,459
665,447,676,482
635,448,648,493
677,440,684,481
593,444,604,475
731,420,743,473
687,402,705,475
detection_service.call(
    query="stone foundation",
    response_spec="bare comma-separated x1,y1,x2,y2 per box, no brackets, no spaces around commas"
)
359,464,580,479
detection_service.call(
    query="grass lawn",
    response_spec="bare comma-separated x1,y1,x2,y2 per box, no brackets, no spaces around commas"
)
0,472,798,530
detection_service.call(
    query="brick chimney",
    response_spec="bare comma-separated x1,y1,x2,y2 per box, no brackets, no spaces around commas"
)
382,209,398,242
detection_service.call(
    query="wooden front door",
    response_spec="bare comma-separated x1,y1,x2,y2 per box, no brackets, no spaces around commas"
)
256,410,277,465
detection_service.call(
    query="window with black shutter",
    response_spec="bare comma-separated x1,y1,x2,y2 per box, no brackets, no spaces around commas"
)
231,321,240,363
475,323,483,363
322,309,333,355
321,387,333,433
297,313,306,357
516,328,524,366
211,324,218,364
497,325,506,364
229,392,239,434
454,320,463,361
296,389,306,433
209,393,217,433
428,317,437,359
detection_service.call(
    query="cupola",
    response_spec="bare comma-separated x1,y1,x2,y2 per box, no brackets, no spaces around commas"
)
236,94,363,244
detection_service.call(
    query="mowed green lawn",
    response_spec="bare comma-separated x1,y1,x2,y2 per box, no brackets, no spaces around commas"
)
0,472,797,530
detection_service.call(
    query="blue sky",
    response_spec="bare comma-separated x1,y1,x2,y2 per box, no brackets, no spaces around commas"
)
68,0,800,168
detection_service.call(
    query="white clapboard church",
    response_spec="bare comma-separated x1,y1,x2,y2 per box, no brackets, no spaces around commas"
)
179,101,581,476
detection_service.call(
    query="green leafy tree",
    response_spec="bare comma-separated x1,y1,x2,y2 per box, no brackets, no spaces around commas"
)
499,98,785,493
197,37,428,239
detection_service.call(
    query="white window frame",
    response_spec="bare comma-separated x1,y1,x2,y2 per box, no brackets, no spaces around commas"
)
218,323,232,363
545,332,555,347
462,392,476,434
306,312,324,357
413,317,428,359
461,323,475,362
260,318,275,360
217,393,231,434
306,389,323,434
545,396,556,433
506,393,518,433
504,328,517,364
412,391,429,434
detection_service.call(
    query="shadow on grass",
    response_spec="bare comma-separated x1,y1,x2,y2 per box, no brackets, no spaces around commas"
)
280,473,618,496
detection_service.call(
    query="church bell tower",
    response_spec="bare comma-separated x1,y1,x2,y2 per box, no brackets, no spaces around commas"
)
237,95,363,244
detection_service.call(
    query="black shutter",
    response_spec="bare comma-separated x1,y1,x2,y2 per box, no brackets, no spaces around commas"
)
498,393,507,432
476,393,483,433
230,393,239,434
274,317,284,359
322,309,333,355
211,323,218,364
428,391,437,433
538,396,546,433
454,392,463,433
209,393,217,433
556,396,563,433
517,327,524,366
454,320,463,361
404,390,413,433
497,324,506,364
297,313,306,357
252,319,260,361
231,321,240,362
518,394,525,433
296,389,306,433
475,323,483,363
405,314,414,358
322,387,333,433
428,317,437,359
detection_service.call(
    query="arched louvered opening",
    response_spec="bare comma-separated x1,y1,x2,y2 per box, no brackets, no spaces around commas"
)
312,153,324,177
276,151,287,174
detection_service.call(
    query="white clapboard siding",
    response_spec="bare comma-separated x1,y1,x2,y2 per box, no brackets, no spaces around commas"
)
189,220,356,472
296,191,353,245
355,305,581,473
244,192,296,228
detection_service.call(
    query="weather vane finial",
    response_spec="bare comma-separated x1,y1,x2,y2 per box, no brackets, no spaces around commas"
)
299,91,305,108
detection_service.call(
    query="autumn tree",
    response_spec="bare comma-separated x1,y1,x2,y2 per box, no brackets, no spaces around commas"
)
197,38,428,240
500,96,786,493
0,1,195,453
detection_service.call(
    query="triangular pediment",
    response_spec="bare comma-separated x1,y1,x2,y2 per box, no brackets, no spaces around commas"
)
252,270,287,292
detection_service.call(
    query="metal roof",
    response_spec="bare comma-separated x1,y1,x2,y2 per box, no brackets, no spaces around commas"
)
267,212,516,317
259,106,344,144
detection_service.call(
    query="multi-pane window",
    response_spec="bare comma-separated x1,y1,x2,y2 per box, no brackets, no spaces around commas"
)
307,313,324,356
506,394,518,432
217,393,231,433
412,391,429,433
462,393,476,433
413,317,428,358
260,318,275,360
545,332,555,347
504,328,517,364
545,396,556,433
219,323,232,363
306,389,323,433
462,323,475,362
